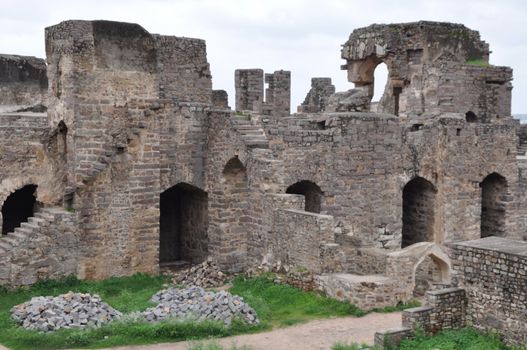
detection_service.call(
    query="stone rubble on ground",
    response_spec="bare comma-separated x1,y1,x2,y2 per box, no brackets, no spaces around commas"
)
10,291,122,332
170,259,229,288
143,286,259,325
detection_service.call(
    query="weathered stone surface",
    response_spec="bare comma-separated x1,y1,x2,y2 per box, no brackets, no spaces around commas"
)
170,259,228,288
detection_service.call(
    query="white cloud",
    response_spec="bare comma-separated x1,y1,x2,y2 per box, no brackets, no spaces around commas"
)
0,0,525,112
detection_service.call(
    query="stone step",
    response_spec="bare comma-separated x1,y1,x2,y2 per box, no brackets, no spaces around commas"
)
0,240,12,250
34,212,55,221
246,141,269,149
28,217,46,225
14,227,33,236
20,222,39,230
238,129,265,135
9,230,29,240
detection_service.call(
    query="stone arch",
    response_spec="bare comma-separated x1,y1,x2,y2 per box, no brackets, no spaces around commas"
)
412,252,450,298
1,184,38,235
402,177,437,248
286,180,323,213
480,172,508,238
159,182,208,265
372,62,389,104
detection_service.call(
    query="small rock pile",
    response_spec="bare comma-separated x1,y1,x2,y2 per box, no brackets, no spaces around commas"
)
11,292,122,332
143,286,259,325
171,259,229,288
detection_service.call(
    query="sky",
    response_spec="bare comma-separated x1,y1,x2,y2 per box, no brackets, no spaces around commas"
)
1,0,526,113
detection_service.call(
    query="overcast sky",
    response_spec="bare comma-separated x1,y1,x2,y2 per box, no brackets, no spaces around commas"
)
1,0,526,113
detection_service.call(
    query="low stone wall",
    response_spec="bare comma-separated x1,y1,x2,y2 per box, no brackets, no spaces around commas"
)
374,287,465,349
450,237,527,346
270,208,335,273
316,273,405,310
0,208,79,287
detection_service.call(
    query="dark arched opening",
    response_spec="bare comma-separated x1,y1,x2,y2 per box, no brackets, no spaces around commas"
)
286,180,323,213
402,177,436,248
480,173,507,238
466,111,477,123
159,183,208,265
2,185,38,235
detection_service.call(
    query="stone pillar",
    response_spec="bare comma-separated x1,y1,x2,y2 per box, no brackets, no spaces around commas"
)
234,69,263,112
263,70,291,117
297,77,335,113
212,90,229,109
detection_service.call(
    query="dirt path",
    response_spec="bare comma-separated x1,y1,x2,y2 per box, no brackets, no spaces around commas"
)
104,312,402,350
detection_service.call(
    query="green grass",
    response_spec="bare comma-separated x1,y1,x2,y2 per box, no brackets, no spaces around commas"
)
397,328,520,350
465,59,491,67
332,342,375,350
0,273,411,349
229,275,365,327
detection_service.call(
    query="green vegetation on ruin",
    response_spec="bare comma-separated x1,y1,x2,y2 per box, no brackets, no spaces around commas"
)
0,273,416,350
465,59,491,67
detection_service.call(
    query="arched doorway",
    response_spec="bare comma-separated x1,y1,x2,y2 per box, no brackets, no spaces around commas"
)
286,180,323,213
480,173,507,238
159,183,208,265
2,184,38,235
413,254,449,298
402,177,436,248
371,62,389,112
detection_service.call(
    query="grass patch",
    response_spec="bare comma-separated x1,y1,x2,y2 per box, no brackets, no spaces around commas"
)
229,275,365,327
465,59,491,67
0,274,410,349
188,342,253,350
332,342,375,350
397,328,520,350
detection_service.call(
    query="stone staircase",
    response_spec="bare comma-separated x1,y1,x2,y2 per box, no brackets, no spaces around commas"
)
0,207,70,254
518,143,527,156
231,114,269,149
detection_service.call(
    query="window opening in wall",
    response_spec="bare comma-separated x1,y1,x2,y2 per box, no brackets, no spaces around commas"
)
159,183,208,267
372,62,388,103
286,180,323,213
466,111,477,123
2,185,38,235
402,177,436,248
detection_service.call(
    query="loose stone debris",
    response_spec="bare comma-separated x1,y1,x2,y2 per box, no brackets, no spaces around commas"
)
10,291,122,332
143,286,259,325
170,259,230,288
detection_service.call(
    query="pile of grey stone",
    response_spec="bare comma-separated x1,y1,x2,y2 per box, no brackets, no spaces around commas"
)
11,291,122,332
171,259,229,288
143,286,259,325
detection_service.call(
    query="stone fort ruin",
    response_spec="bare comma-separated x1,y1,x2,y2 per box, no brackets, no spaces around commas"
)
0,20,526,345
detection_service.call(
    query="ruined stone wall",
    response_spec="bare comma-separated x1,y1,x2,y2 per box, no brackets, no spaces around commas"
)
271,209,334,273
235,69,263,112
0,209,78,288
450,237,527,346
341,22,512,120
44,20,219,279
264,112,518,273
297,77,335,113
0,55,47,112
154,35,212,103
0,113,65,223
262,70,291,117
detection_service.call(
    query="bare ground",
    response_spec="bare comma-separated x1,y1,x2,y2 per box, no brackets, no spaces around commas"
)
102,312,402,350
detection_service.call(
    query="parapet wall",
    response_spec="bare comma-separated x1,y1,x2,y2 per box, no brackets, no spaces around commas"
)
450,237,527,346
0,55,47,112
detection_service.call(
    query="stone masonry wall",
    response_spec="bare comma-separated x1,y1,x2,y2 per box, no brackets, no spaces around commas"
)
297,77,335,113
235,69,263,112
450,237,527,346
0,208,78,287
0,55,47,112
